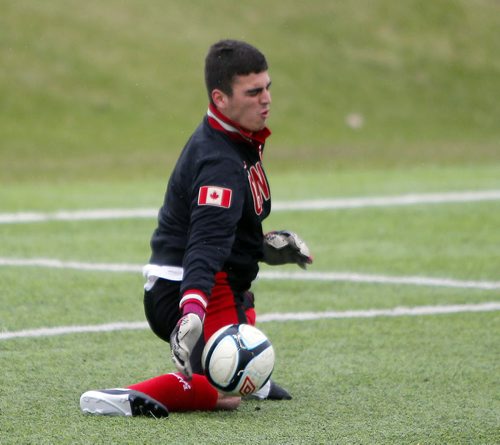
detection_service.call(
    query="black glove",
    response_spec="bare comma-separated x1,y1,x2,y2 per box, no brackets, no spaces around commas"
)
262,230,313,269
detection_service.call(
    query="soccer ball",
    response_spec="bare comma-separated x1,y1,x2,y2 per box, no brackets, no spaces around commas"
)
202,324,275,396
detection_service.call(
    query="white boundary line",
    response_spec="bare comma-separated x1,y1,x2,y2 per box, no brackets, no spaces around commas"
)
272,190,500,211
261,270,500,290
1,302,499,341
1,190,500,224
0,258,141,273
0,208,156,224
1,257,499,290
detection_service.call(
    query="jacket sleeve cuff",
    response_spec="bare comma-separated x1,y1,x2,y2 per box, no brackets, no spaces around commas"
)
180,290,208,319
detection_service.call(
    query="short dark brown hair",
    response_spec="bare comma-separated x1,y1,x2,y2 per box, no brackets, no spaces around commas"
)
204,40,268,102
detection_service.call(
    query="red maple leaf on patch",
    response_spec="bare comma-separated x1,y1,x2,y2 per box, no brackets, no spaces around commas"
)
198,186,232,208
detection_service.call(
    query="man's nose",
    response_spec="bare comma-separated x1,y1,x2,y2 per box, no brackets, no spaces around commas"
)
261,89,271,104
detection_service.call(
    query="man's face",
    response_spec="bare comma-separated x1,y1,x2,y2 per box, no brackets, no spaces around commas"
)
218,71,272,132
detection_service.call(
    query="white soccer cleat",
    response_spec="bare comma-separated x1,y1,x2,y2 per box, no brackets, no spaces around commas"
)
80,388,168,418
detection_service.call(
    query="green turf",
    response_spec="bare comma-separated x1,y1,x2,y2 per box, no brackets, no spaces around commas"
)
1,315,498,444
1,0,499,443
1,185,499,443
1,163,500,211
1,191,499,279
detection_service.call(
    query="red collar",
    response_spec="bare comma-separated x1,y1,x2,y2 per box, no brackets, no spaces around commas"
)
207,103,271,149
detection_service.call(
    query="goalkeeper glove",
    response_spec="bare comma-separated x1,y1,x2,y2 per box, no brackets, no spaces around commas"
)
262,230,313,269
170,292,206,379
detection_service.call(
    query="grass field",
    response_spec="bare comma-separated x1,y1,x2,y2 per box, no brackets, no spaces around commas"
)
1,177,499,445
1,0,500,444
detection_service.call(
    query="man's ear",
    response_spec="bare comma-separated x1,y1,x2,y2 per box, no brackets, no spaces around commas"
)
211,89,227,110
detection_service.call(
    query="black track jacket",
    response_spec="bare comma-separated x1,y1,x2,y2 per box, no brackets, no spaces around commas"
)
149,104,272,298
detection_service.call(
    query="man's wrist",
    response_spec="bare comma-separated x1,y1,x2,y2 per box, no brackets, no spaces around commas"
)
180,290,208,319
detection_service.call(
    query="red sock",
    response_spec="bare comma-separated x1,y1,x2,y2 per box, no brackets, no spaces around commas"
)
128,373,218,412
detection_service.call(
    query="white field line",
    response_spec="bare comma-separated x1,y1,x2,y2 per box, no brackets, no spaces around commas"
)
1,302,499,341
1,257,500,290
0,208,156,224
0,258,141,273
261,270,500,290
272,190,500,211
1,190,500,224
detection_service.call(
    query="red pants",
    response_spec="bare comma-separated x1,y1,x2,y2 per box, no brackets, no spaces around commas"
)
204,272,256,340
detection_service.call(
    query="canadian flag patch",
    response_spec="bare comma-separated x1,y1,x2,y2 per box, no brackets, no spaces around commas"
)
198,186,232,208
